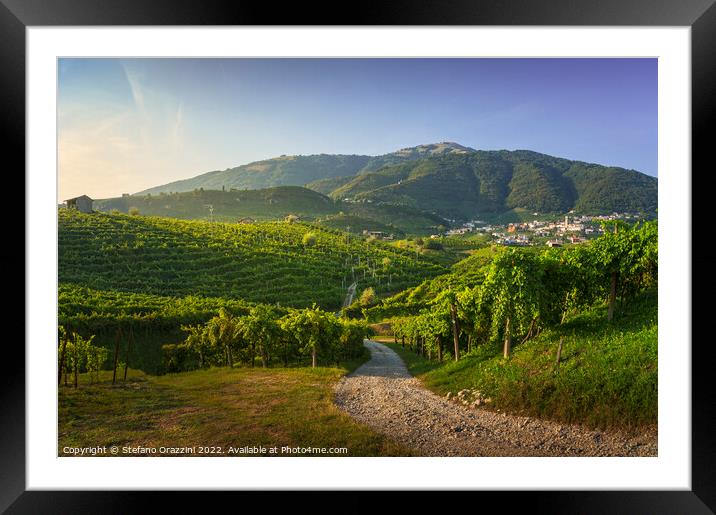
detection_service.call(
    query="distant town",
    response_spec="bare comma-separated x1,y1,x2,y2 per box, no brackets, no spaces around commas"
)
436,212,648,247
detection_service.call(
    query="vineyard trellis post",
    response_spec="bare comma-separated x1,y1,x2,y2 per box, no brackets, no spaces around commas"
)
503,316,512,358
123,325,134,381
58,325,69,386
112,326,123,385
450,302,460,362
553,336,564,372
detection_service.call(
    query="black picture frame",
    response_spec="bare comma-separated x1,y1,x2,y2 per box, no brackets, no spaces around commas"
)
5,0,713,512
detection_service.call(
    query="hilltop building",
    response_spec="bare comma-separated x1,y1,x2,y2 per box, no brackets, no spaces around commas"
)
64,195,93,213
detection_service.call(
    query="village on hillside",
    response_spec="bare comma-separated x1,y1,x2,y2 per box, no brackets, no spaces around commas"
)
437,212,647,247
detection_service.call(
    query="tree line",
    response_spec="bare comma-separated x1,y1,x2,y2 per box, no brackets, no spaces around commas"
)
162,304,371,372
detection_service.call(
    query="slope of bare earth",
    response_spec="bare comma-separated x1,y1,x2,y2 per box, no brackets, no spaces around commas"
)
334,340,657,457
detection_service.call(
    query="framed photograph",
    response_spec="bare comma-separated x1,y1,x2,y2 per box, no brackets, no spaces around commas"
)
7,0,712,511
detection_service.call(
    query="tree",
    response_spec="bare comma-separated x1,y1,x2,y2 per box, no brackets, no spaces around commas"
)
423,239,443,251
181,324,212,368
302,232,317,246
433,289,461,361
359,287,376,308
128,207,140,216
239,305,280,367
85,341,108,384
280,305,340,367
205,308,239,368
337,318,369,363
480,250,545,358
590,220,657,321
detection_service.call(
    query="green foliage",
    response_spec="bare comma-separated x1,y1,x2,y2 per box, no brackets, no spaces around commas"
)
422,239,443,250
390,222,657,362
302,232,317,246
480,250,546,342
316,213,404,238
323,150,656,220
59,210,444,309
359,287,376,307
120,145,655,227
59,331,108,386
387,287,658,429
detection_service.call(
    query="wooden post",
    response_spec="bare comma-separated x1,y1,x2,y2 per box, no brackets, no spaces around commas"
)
520,319,536,345
503,317,512,358
123,326,134,381
553,337,564,371
608,272,617,322
112,327,122,385
450,302,460,362
58,328,69,386
74,354,78,388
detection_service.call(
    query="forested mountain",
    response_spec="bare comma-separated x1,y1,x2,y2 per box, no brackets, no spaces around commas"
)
135,142,476,195
323,150,656,219
129,143,656,221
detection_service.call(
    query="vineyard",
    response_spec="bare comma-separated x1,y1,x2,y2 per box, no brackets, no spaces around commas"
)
58,209,445,373
389,221,657,362
59,210,445,307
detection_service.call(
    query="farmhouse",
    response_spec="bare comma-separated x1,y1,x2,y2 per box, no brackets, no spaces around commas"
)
65,195,93,213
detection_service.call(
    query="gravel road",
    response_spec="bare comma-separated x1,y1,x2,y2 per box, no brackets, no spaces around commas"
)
334,340,657,457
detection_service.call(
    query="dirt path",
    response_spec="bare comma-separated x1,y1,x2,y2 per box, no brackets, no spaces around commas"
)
334,340,657,457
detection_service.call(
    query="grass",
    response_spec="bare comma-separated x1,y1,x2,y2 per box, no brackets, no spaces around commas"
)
381,288,657,431
58,348,414,457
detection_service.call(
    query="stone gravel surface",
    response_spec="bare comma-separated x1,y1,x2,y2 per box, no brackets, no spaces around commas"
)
334,340,657,457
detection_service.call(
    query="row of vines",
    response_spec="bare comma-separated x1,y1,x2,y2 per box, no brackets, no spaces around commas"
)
392,221,657,361
59,210,445,309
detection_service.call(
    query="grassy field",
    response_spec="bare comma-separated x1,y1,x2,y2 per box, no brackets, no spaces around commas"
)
380,288,657,431
59,349,413,457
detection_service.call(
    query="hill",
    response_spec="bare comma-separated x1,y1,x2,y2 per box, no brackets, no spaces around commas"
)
58,209,446,309
95,187,448,234
133,143,656,220
315,213,405,238
96,186,337,222
135,142,477,195
327,151,657,220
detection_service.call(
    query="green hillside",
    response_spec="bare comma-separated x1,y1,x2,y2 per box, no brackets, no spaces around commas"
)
315,213,405,238
96,186,337,222
305,176,356,195
127,143,656,223
135,142,477,195
59,210,446,309
325,151,656,219
136,154,372,195
95,187,447,235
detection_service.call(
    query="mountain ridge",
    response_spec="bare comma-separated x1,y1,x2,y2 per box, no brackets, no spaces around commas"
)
130,142,657,221
135,142,480,195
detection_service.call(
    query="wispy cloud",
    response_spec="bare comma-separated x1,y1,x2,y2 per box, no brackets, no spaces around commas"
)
122,63,146,118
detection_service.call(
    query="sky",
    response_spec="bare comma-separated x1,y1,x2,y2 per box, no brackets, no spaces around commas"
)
58,58,657,201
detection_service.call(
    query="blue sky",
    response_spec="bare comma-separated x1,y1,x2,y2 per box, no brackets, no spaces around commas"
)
58,58,657,200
